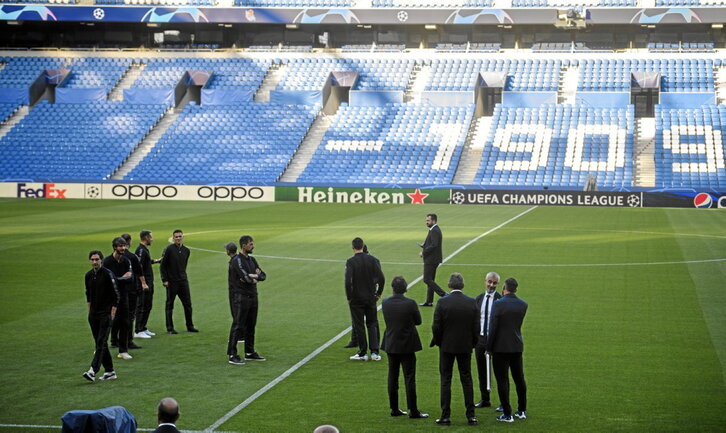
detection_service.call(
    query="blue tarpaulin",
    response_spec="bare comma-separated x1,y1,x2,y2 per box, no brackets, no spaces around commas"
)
0,88,28,104
56,88,107,103
123,88,174,105
201,88,253,105
502,91,557,107
659,92,715,108
61,406,137,433
349,90,403,106
270,90,321,106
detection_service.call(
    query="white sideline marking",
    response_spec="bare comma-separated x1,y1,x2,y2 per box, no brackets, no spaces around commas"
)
204,206,538,432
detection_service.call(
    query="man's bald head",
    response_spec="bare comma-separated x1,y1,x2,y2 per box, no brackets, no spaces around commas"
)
157,397,180,424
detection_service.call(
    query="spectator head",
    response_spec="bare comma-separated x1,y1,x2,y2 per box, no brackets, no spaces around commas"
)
224,242,237,256
157,397,180,425
448,273,464,291
352,237,364,251
504,278,519,293
391,276,407,294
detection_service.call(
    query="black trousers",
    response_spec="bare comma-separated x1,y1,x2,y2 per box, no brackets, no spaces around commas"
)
127,288,139,341
89,312,114,374
492,352,527,416
439,350,475,419
165,279,194,331
227,292,258,356
387,353,419,413
350,301,379,354
474,335,494,403
135,283,154,332
111,288,129,352
423,263,445,303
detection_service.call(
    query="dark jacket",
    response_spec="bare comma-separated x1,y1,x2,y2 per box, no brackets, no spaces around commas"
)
486,293,528,353
431,291,479,354
345,252,385,305
85,267,120,314
229,253,266,296
475,290,502,337
381,293,422,354
135,243,155,281
122,249,143,290
102,254,132,286
422,224,443,265
152,425,181,433
160,243,190,283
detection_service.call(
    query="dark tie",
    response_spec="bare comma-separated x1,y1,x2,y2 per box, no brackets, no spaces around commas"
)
483,295,491,336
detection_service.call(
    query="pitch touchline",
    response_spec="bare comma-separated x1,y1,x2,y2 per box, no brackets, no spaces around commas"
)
203,205,538,432
186,246,725,268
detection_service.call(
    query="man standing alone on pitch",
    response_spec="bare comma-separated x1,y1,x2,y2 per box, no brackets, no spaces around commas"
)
83,250,120,382
346,237,385,361
474,271,502,409
381,276,429,419
160,229,198,334
135,230,160,338
419,214,445,307
486,277,528,423
431,273,479,426
228,235,267,363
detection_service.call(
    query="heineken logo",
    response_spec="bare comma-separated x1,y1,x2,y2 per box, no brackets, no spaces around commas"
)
297,187,428,204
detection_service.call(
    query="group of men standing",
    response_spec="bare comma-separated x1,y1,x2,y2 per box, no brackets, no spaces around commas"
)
82,229,198,382
346,214,529,426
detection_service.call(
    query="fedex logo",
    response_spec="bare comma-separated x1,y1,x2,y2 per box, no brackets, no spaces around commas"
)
17,183,67,199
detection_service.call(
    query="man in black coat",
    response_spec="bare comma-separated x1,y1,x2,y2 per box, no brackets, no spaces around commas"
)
486,277,528,423
103,237,133,360
474,271,502,408
227,235,267,363
345,237,385,361
419,213,446,306
152,397,182,433
381,276,429,419
431,273,480,426
160,229,198,334
82,250,120,382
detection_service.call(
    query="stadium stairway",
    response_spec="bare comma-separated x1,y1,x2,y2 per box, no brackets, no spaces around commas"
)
109,62,146,101
633,117,656,187
404,62,431,103
716,64,726,104
453,116,492,185
254,62,287,103
110,107,178,180
0,106,29,141
278,111,332,182
558,64,579,104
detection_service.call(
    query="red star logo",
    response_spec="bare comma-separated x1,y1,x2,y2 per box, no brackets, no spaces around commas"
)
407,188,429,204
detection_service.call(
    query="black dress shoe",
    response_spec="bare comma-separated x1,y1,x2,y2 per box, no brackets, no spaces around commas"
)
128,343,142,349
409,412,429,419
468,417,478,426
343,341,357,349
390,409,407,417
475,400,491,408
435,418,451,425
187,327,199,333
167,329,178,334
420,302,433,307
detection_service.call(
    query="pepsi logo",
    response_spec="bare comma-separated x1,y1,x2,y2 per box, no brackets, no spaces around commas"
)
693,193,713,208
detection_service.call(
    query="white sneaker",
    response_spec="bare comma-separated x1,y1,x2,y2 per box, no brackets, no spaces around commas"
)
82,369,95,382
99,371,117,381
349,353,368,361
134,332,151,339
117,352,133,360
370,353,382,361
143,330,156,337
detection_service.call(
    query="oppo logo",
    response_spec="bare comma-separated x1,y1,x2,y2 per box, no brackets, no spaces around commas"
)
111,184,178,200
196,186,265,201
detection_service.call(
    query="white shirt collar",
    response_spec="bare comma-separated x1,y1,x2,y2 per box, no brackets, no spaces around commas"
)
429,223,438,231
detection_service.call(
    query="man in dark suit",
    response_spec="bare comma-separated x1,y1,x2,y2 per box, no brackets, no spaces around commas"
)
419,213,446,306
431,273,480,426
486,277,528,423
381,276,429,419
474,271,502,409
153,397,181,433
160,229,198,334
345,237,385,361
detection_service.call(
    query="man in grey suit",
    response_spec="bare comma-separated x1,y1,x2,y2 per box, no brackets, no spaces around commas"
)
431,273,480,426
419,213,446,306
381,276,429,419
474,271,502,408
486,277,528,423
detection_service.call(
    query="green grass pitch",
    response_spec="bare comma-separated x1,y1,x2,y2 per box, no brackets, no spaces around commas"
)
0,198,724,433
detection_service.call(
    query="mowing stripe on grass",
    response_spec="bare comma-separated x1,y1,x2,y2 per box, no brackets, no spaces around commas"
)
0,425,234,433
204,205,538,432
